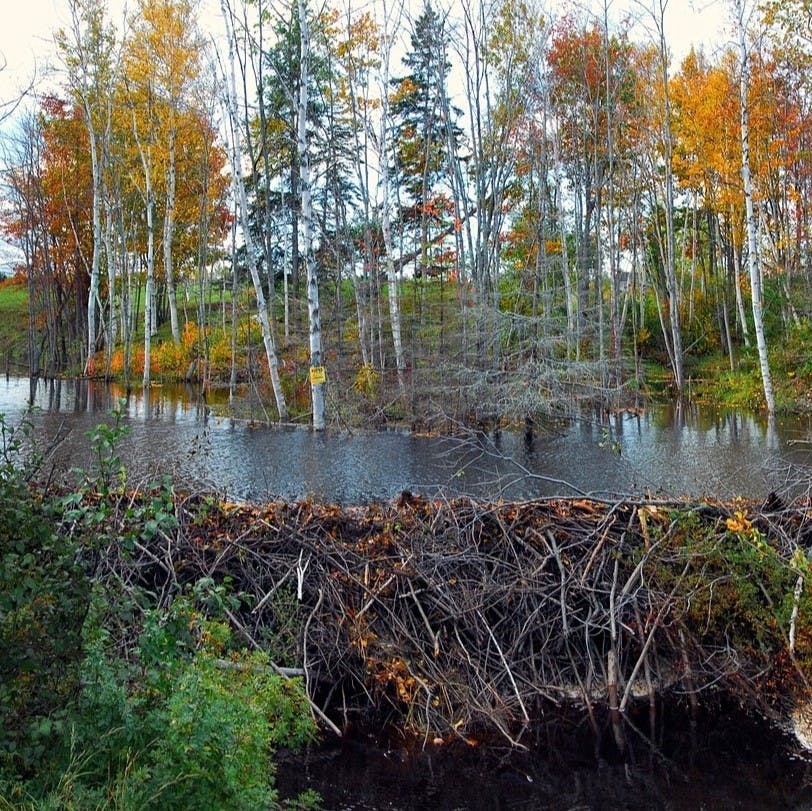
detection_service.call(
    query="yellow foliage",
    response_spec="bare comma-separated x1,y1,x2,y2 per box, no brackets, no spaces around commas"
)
390,78,419,105
354,364,380,398
726,510,752,533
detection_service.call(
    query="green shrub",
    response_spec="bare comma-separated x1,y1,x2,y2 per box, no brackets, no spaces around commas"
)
69,593,316,810
0,412,319,809
0,416,91,778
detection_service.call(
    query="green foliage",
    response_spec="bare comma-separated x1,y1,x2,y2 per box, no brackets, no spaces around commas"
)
258,585,305,669
84,403,130,496
0,415,91,777
0,282,29,365
0,412,319,809
642,509,811,679
3,571,318,810
148,649,313,810
69,595,316,811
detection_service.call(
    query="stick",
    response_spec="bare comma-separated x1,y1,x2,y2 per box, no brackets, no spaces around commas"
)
223,605,342,737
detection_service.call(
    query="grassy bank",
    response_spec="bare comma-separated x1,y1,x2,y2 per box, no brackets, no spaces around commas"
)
8,273,812,421
686,321,812,412
0,282,28,372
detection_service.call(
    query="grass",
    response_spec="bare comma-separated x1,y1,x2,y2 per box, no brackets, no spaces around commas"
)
0,281,28,366
11,267,812,418
686,320,812,413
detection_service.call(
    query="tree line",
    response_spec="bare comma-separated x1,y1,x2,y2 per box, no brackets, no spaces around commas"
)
3,0,812,428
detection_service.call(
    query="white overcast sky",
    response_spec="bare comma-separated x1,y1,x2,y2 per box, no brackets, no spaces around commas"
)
0,0,732,118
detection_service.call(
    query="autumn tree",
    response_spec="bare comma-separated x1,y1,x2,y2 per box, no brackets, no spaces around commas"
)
620,2,689,391
330,0,411,392
56,0,118,371
546,17,640,382
125,0,206,346
734,0,775,413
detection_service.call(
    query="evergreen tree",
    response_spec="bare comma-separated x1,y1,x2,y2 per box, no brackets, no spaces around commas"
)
390,2,460,275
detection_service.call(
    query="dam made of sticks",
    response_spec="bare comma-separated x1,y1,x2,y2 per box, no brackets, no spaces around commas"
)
95,488,812,755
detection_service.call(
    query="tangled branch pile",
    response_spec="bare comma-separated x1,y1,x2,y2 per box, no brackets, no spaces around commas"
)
96,489,812,750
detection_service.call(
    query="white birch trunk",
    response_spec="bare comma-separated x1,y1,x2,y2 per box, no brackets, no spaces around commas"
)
656,1,684,393
144,186,155,387
128,90,156,386
63,0,110,373
86,128,102,371
735,0,775,414
732,238,752,347
164,124,181,344
298,0,325,430
220,0,288,420
103,194,117,373
372,0,406,392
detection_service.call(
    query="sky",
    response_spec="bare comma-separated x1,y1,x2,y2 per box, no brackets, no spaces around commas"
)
0,0,733,112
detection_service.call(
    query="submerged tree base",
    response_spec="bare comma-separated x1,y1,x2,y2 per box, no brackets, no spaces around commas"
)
79,487,812,757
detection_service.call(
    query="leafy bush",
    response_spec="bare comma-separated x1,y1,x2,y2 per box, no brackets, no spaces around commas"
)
0,416,91,778
69,592,316,810
0,412,319,809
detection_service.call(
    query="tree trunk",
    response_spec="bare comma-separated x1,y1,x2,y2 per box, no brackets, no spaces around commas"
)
298,0,325,430
220,0,288,420
735,0,775,414
164,124,181,344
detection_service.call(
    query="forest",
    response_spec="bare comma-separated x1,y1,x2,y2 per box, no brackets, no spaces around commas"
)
3,0,812,430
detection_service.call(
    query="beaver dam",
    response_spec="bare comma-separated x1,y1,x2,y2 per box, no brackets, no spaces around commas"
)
95,489,812,756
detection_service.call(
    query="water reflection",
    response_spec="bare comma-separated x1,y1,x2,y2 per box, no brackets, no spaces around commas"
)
3,376,812,504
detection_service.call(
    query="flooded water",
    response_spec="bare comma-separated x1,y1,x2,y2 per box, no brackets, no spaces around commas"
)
2,376,812,504
275,710,812,811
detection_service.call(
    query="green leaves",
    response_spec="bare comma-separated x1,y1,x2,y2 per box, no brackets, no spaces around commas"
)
0,412,318,808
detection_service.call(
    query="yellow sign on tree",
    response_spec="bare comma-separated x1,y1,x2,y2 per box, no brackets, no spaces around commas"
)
309,366,326,385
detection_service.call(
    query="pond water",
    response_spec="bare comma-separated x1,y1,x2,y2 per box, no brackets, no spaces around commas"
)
275,712,812,811
3,375,812,505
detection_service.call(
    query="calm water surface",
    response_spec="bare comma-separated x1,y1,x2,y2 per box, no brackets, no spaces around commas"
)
3,376,812,504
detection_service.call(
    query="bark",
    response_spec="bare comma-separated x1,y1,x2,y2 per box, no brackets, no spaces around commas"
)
735,0,775,414
164,124,181,344
656,0,684,393
298,0,325,430
378,0,406,392
86,127,102,371
220,0,288,420
129,93,156,387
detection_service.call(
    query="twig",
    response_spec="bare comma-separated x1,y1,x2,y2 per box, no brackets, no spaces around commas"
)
223,605,342,737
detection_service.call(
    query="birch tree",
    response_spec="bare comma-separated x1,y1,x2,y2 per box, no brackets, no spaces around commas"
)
332,7,380,371
56,0,117,372
733,0,775,413
124,75,158,386
220,0,289,419
297,0,325,429
634,0,685,391
377,0,407,392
